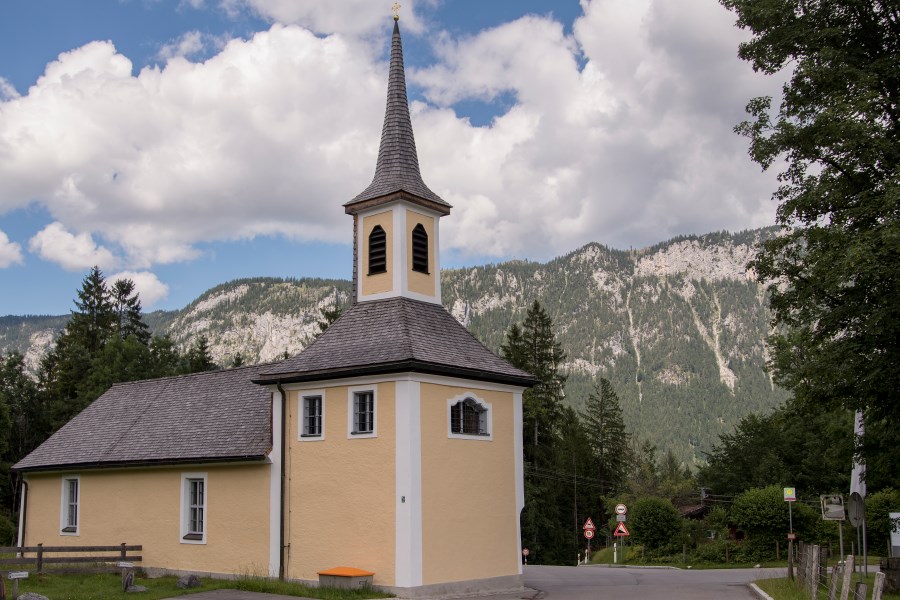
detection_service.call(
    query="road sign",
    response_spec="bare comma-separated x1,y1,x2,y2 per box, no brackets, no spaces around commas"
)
848,492,865,527
787,532,797,540
522,548,529,557
7,571,28,580
784,487,797,502
614,522,629,536
615,504,627,515
584,529,595,540
820,494,845,521
583,517,596,530
616,514,627,522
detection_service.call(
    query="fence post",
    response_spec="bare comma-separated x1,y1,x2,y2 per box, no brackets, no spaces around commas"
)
120,543,127,560
798,543,807,590
872,571,885,600
777,540,780,561
808,544,820,600
36,543,43,574
829,564,841,600
840,554,854,600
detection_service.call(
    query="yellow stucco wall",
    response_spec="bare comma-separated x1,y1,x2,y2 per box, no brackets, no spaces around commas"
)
420,384,519,585
286,383,396,585
406,210,436,297
23,464,270,575
361,211,394,296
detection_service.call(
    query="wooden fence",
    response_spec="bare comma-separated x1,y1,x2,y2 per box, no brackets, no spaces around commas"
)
0,543,142,574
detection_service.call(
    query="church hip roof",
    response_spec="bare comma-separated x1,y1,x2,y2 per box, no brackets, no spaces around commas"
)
345,20,450,213
254,297,535,387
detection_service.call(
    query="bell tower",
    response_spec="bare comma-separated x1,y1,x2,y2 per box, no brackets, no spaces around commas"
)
344,14,451,306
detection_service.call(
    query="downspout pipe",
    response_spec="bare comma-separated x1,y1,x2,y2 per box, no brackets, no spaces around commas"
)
17,478,27,549
276,383,288,581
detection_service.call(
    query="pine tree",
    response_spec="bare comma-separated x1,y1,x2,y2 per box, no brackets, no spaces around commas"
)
110,278,151,344
580,378,630,494
185,336,217,373
67,266,115,354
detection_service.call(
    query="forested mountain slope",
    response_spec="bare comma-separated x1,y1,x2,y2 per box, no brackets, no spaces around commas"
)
1,228,787,463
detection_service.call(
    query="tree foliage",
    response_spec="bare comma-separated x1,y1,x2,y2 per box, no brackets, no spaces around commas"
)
629,497,683,553
580,378,630,493
723,0,900,423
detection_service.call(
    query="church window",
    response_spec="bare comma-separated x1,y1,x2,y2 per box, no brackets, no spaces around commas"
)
60,476,80,534
412,223,428,273
368,226,387,275
301,394,324,438
448,396,491,438
349,388,377,437
181,473,207,543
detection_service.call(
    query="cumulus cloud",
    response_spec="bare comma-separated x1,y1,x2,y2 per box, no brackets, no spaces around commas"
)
109,270,170,307
0,0,785,273
0,229,23,267
28,222,117,271
220,0,429,35
158,31,215,61
0,77,19,101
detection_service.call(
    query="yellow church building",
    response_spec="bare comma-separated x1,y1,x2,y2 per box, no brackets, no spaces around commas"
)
13,15,535,598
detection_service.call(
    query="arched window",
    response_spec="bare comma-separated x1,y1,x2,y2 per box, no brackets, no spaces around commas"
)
412,223,428,274
450,397,488,435
368,225,386,275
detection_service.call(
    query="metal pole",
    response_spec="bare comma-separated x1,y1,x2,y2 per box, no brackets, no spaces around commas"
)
857,526,863,584
839,521,844,568
863,514,868,577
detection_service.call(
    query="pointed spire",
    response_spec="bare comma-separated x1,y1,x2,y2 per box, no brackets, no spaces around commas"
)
346,18,450,214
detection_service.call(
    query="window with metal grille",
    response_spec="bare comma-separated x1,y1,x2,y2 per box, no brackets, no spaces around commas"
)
353,391,374,434
62,477,79,532
450,398,487,435
302,395,322,437
412,223,428,273
186,478,204,539
368,225,387,274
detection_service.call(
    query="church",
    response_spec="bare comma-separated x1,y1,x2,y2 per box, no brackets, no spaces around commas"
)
13,13,535,598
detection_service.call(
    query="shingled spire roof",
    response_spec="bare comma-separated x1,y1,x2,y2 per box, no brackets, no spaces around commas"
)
345,19,451,215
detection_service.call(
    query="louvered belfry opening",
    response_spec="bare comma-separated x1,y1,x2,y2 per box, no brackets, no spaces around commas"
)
369,225,387,274
412,223,428,273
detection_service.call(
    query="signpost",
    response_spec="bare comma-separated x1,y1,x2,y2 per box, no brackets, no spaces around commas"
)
785,487,796,580
522,548,529,565
849,492,866,582
821,494,846,563
7,570,28,598
614,522,629,537
583,518,596,558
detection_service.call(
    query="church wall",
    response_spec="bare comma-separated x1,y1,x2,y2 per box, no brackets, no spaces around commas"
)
285,382,396,585
419,383,520,585
406,209,436,297
22,463,270,575
360,210,394,296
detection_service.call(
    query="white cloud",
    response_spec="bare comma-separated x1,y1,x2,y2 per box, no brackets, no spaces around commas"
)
220,0,429,35
28,222,118,271
0,229,23,267
0,1,786,273
0,77,19,101
157,31,230,61
109,270,170,307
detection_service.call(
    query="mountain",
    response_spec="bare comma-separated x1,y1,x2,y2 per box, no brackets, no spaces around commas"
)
0,227,787,464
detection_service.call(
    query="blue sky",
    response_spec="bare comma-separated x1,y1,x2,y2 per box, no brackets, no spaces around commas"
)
0,0,781,316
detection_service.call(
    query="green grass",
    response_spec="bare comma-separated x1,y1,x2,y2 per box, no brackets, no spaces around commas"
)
9,572,394,600
588,544,786,569
756,573,899,600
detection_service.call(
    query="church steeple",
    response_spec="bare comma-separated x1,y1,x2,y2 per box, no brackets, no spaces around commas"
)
347,15,449,306
345,18,450,215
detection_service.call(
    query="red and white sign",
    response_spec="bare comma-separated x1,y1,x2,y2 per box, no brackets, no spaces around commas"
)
583,518,596,531
787,532,797,540
584,529,595,540
615,504,627,515
614,522,630,537
522,548,530,557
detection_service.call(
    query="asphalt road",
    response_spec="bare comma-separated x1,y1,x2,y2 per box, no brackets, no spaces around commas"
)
523,564,785,600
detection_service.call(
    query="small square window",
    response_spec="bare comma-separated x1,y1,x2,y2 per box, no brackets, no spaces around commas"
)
302,395,323,437
348,387,377,438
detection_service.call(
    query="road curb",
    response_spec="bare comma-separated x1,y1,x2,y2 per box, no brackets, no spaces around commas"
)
747,583,775,600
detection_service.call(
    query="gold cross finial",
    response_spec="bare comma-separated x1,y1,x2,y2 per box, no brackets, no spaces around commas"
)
392,1,401,20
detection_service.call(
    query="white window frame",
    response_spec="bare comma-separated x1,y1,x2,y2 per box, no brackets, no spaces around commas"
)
180,472,208,544
447,393,492,441
347,386,377,439
59,475,80,536
299,390,325,441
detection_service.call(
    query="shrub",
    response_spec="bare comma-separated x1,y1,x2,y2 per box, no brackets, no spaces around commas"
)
630,497,683,553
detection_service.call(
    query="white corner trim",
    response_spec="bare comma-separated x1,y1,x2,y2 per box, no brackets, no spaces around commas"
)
17,476,27,546
179,472,208,545
268,389,284,577
513,390,524,575
395,380,423,587
446,392,493,441
298,389,326,441
347,385,378,439
59,475,80,536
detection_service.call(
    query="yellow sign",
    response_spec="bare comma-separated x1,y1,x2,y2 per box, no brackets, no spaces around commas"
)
784,487,797,502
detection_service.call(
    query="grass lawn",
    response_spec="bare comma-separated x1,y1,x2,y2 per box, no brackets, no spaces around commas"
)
756,573,899,600
9,572,394,600
589,545,786,569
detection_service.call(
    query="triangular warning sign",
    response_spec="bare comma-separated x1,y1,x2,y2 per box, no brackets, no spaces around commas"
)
583,518,596,530
614,522,630,536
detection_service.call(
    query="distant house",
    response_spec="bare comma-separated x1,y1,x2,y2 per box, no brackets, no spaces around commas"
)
14,16,535,597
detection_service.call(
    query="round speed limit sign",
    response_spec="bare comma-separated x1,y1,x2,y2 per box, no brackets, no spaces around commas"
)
584,529,595,540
